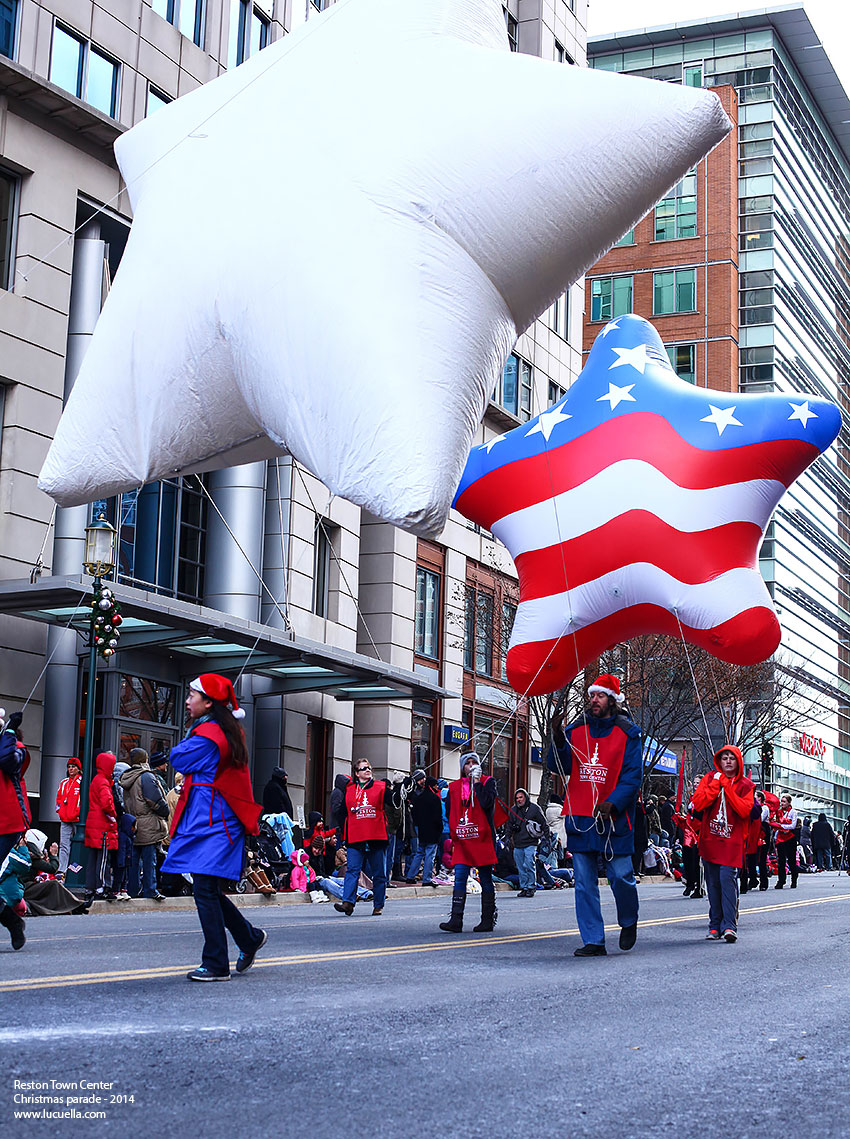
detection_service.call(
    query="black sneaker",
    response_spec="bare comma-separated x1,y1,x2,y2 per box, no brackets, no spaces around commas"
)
187,967,230,982
334,901,354,916
573,943,607,957
235,930,268,974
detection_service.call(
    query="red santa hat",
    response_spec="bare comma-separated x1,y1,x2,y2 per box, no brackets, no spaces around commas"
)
587,673,625,705
189,673,246,719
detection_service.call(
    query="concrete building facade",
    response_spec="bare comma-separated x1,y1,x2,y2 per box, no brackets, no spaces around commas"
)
0,0,588,823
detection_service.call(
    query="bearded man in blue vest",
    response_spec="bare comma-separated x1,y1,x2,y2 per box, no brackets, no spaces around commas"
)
547,674,641,957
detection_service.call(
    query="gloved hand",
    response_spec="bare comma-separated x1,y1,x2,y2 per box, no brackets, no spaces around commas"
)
551,713,566,749
7,711,23,732
594,800,615,821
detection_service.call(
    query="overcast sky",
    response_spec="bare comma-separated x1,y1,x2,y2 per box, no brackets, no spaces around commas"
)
587,1,850,95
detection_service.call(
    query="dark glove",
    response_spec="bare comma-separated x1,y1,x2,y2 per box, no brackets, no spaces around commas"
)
7,711,23,731
551,714,566,749
594,801,615,821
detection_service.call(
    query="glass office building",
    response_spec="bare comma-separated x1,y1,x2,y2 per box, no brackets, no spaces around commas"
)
589,5,850,822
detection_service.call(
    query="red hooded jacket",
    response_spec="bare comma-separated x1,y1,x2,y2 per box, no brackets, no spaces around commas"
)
692,745,755,868
0,737,31,835
84,752,119,851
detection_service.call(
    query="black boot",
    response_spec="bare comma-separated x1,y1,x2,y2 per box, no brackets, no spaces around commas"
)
439,892,466,933
473,894,498,933
0,904,26,950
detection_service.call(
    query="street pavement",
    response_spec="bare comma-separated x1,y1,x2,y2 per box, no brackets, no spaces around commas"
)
2,873,849,1138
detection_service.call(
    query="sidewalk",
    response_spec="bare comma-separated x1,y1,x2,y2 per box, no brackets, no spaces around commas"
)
77,880,518,915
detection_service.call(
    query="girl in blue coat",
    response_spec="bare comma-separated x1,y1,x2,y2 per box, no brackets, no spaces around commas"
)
162,673,266,981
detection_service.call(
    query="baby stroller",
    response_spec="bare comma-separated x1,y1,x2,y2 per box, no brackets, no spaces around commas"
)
237,819,292,894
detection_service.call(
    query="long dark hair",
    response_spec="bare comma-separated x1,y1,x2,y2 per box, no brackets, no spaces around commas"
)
206,702,248,769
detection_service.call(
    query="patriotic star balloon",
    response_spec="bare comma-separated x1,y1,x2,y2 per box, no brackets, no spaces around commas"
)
454,315,841,697
38,0,731,538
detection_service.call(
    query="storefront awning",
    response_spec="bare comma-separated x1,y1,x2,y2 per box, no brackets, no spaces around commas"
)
0,576,456,704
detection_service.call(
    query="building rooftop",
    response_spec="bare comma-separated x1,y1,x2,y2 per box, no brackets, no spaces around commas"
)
588,4,850,170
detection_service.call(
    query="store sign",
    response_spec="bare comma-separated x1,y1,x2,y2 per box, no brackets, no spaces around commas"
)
799,732,826,758
443,724,470,746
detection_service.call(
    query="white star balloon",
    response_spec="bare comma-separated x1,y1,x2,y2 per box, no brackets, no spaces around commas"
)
39,0,732,536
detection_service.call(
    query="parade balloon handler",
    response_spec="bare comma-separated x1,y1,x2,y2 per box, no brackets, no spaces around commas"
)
332,759,388,917
439,753,500,934
547,675,641,957
162,673,266,981
691,746,755,943
0,710,30,865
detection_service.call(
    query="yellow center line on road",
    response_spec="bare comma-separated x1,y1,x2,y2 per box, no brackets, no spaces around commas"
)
3,892,847,994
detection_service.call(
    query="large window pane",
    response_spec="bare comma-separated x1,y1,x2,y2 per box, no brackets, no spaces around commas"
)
501,354,518,415
87,46,118,116
475,592,494,676
0,169,15,290
1,0,17,59
415,566,440,659
591,275,633,321
50,25,84,98
463,586,475,671
654,269,695,315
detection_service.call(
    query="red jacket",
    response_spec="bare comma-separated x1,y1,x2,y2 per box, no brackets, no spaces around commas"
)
692,745,755,868
0,736,31,835
56,772,82,824
84,752,119,850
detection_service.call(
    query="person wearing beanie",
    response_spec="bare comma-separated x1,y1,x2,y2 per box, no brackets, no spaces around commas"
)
334,758,389,917
407,774,444,887
547,674,642,957
691,746,755,942
439,752,500,934
162,674,266,981
770,793,799,889
55,757,82,877
120,748,168,901
508,788,548,897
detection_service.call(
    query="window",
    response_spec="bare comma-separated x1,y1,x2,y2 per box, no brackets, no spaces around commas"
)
229,0,269,68
1,0,16,60
119,676,178,725
151,0,206,47
503,8,518,52
50,25,119,117
655,170,697,240
653,269,696,315
464,587,494,676
311,0,331,9
496,353,532,421
590,276,633,322
555,41,564,64
545,292,568,337
547,380,565,406
411,700,435,774
313,519,334,617
0,169,16,291
684,64,703,87
500,601,516,681
740,269,774,327
615,229,635,246
415,566,441,659
146,85,171,116
665,343,695,384
740,344,774,390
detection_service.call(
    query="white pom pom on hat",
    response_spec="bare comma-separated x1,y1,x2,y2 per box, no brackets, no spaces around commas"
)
189,674,246,719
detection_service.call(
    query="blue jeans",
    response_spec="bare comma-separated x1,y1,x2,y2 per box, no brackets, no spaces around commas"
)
572,851,639,947
452,863,494,897
343,843,387,909
815,848,832,870
404,832,419,877
384,834,398,881
703,860,739,933
406,841,438,883
514,846,537,891
192,874,264,976
131,844,158,897
318,877,372,901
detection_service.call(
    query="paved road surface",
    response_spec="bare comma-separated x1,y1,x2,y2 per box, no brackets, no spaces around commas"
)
3,874,848,1138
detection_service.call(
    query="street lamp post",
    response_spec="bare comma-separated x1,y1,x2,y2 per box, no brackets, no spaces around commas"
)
67,515,117,891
